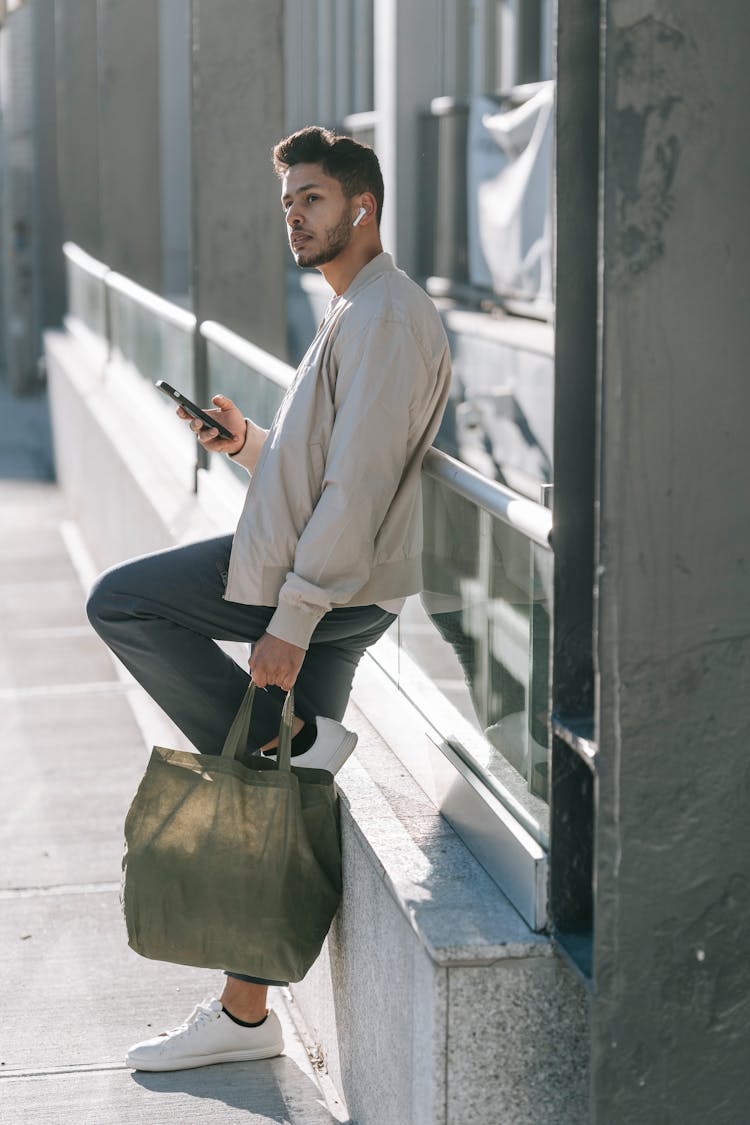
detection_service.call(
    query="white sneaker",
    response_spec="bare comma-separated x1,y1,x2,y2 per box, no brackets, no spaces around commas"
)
266,716,358,774
126,998,284,1072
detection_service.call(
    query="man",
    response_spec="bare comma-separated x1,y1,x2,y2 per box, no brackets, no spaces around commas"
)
87,126,451,1071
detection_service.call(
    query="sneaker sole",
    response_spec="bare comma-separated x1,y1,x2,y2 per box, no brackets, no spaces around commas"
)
293,730,358,774
321,730,358,773
126,1042,284,1071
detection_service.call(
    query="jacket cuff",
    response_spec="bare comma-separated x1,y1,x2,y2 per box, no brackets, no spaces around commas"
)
227,420,254,472
266,599,326,651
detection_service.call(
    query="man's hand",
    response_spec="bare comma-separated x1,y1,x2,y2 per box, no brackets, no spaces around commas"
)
249,633,305,692
177,393,247,456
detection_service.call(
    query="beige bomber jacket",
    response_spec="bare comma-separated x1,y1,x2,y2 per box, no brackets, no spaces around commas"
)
224,252,452,650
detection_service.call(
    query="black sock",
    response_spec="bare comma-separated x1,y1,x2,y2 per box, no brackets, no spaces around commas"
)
291,722,317,757
222,1005,268,1028
259,722,317,758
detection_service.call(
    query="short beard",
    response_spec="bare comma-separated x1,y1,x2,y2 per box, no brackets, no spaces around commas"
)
295,207,353,269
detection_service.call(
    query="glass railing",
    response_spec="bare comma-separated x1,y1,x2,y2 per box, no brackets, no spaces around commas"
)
202,321,290,425
107,273,196,398
398,464,552,841
63,243,109,356
63,242,196,395
201,320,292,484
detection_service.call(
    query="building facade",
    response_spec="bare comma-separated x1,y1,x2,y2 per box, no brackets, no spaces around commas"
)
2,1,748,1121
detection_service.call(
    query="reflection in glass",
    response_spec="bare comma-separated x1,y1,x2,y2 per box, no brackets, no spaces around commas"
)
392,471,552,842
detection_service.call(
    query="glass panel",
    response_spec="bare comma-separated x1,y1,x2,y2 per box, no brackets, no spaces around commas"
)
205,343,285,430
67,262,103,338
66,256,107,344
205,341,287,482
365,615,400,684
108,288,194,395
389,470,551,844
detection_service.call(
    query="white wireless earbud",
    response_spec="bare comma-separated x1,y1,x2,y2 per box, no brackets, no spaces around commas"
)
353,206,367,227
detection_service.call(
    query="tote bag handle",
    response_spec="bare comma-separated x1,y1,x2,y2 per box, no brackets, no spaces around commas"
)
220,683,294,772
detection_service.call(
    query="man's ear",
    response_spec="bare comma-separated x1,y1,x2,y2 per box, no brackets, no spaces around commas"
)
352,192,378,227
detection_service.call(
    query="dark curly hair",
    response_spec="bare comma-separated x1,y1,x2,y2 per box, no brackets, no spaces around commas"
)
272,126,384,226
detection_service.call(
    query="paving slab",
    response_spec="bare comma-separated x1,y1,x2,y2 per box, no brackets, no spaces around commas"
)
0,478,61,511
0,688,149,889
0,520,78,589
0,576,92,632
0,629,118,692
0,1051,339,1125
0,523,79,566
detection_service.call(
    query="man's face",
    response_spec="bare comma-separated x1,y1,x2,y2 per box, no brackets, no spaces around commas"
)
281,163,354,269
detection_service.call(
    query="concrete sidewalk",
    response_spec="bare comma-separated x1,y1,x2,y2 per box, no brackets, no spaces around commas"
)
0,480,348,1124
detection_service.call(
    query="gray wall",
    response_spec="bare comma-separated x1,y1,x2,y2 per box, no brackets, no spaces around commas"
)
593,3,750,1121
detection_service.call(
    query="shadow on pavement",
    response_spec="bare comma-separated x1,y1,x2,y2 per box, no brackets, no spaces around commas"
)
132,1054,347,1122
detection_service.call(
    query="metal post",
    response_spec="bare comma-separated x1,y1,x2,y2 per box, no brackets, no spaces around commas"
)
189,0,204,490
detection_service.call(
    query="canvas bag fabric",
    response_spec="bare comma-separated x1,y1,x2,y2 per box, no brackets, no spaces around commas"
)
121,685,343,983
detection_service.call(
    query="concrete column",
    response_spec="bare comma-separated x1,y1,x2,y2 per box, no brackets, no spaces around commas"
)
32,0,65,339
374,0,443,274
54,0,102,258
96,0,161,289
593,3,750,1121
283,0,318,134
190,0,285,355
0,4,36,389
159,0,190,298
548,0,599,978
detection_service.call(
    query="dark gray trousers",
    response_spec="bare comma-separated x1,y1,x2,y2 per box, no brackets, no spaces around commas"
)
86,534,396,987
87,534,395,753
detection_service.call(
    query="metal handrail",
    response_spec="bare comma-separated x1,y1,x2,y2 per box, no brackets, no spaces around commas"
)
106,271,196,334
423,448,552,548
63,241,109,281
201,320,294,390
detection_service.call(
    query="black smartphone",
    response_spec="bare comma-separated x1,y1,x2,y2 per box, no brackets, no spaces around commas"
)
155,380,234,441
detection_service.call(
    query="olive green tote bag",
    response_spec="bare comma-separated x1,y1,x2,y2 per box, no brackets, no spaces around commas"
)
121,685,342,983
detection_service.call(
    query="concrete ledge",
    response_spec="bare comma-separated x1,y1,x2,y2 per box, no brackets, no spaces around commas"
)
45,328,589,1124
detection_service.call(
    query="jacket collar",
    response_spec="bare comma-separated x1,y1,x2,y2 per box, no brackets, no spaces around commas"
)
343,252,397,300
